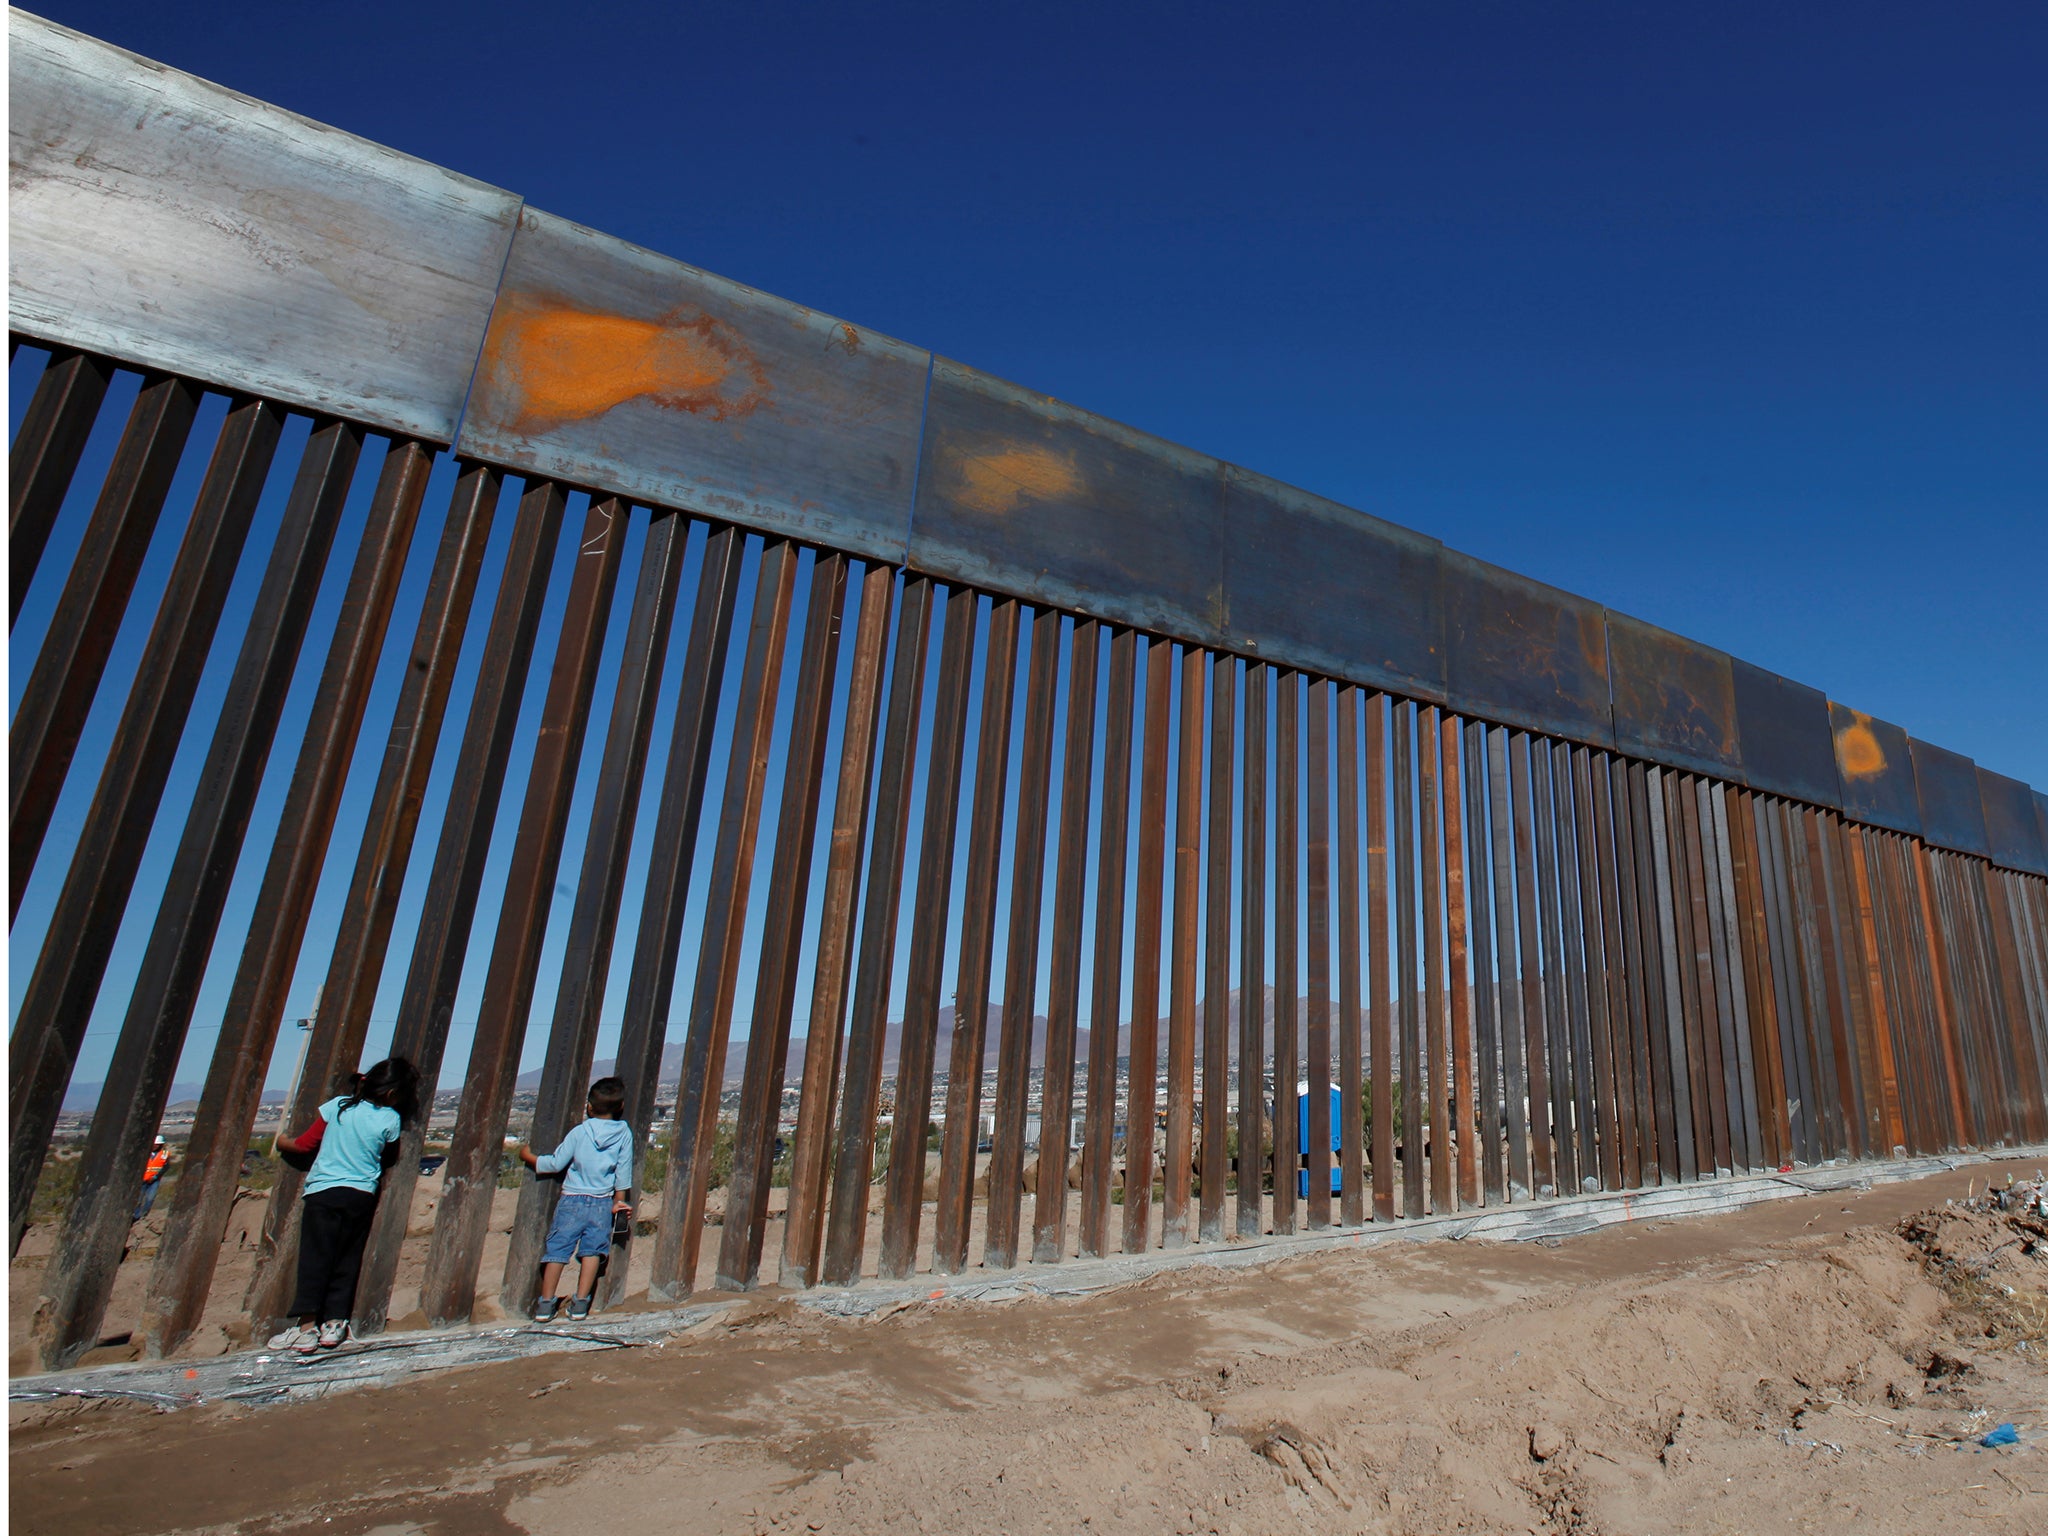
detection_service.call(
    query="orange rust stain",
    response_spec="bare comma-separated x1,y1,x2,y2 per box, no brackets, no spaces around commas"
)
951,444,1084,515
1837,710,1887,779
830,322,863,354
481,294,770,432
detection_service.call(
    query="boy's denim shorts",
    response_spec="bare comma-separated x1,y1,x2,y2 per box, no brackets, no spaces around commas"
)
542,1193,615,1262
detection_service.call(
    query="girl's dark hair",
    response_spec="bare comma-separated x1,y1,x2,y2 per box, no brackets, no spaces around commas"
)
338,1057,421,1122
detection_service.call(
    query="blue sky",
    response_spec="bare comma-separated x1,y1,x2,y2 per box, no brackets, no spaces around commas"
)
13,1,2045,1097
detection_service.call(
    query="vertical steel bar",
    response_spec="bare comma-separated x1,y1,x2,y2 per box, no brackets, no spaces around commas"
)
872,583,976,1280
1269,672,1300,1238
1610,761,1658,1184
142,438,435,1352
1626,763,1677,1183
983,606,1060,1269
1488,729,1531,1198
1646,767,1698,1182
650,539,803,1298
1689,779,1740,1171
10,347,115,624
1335,687,1365,1224
417,495,630,1326
816,574,936,1286
1120,638,1173,1254
1709,786,1763,1171
1392,700,1422,1217
780,563,896,1287
1591,755,1639,1186
1035,619,1101,1261
1163,646,1206,1247
1081,627,1136,1257
1420,708,1452,1212
7,398,286,1263
1366,694,1395,1219
714,554,852,1290
1304,678,1334,1227
1510,735,1555,1193
1464,721,1504,1203
1570,748,1620,1190
1727,788,1786,1168
929,596,1021,1275
1549,742,1596,1188
599,527,746,1304
1444,714,1479,1208
1529,739,1575,1191
1235,661,1268,1240
10,375,202,915
1673,775,1724,1175
1199,651,1235,1242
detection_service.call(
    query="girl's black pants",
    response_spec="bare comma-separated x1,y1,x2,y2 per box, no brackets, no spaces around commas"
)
289,1187,380,1322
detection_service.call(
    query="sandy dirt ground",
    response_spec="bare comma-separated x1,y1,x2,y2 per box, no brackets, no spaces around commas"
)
13,1158,2048,1535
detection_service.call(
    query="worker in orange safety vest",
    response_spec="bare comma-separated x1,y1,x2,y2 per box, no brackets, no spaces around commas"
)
133,1135,170,1222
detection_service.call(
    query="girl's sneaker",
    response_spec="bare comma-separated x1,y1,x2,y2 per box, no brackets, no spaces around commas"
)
316,1320,350,1349
567,1296,593,1321
532,1296,560,1323
267,1323,314,1352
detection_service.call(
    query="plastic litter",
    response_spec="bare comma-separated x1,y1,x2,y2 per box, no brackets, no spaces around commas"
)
1980,1423,2020,1447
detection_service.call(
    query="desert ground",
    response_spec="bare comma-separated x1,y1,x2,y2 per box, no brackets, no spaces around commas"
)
12,1158,2048,1535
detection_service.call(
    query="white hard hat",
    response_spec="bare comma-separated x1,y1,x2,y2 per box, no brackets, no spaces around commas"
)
154,1135,166,1146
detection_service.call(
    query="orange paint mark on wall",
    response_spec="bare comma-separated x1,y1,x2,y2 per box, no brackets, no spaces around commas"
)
1837,710,1887,779
480,294,769,432
951,444,1084,515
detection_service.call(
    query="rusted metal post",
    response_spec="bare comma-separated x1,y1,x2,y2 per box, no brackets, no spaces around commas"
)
1121,639,1173,1254
651,539,802,1299
1199,652,1234,1242
1487,729,1531,1199
1271,672,1300,1236
600,526,746,1307
10,347,114,624
1080,628,1138,1256
818,576,936,1284
718,554,853,1291
1034,619,1101,1261
497,508,691,1316
1369,696,1396,1217
928,596,1018,1276
1420,708,1451,1212
10,374,200,917
877,583,977,1280
1164,647,1205,1248
1392,701,1422,1217
1304,678,1334,1228
781,564,895,1288
1235,662,1268,1240
1444,713,1479,1209
1336,688,1365,1224
983,606,1059,1269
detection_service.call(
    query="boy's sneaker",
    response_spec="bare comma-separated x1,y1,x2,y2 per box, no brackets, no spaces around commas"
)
316,1320,350,1349
567,1296,593,1321
532,1296,560,1323
267,1323,314,1351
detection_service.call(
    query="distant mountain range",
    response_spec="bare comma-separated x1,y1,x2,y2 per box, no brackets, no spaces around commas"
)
63,988,1373,1111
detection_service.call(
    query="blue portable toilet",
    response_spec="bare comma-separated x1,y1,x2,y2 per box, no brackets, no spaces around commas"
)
1295,1086,1344,1198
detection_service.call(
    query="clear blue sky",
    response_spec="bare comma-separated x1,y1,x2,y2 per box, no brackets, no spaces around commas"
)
14,1,2045,1097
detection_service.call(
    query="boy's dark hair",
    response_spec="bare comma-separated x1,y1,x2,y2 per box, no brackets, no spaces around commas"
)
587,1076,626,1119
340,1057,421,1123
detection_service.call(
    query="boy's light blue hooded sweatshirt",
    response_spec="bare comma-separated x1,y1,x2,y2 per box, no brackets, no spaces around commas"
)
535,1117,634,1196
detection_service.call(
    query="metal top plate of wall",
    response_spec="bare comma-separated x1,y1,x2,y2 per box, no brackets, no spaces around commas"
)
458,209,929,564
7,11,519,444
1220,469,1444,700
1605,611,1739,778
909,360,1227,644
1979,769,2048,877
1911,738,1991,858
1831,704,1921,836
1732,659,1840,809
1439,551,1613,746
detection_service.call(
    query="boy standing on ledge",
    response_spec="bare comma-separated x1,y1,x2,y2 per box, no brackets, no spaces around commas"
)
519,1075,634,1321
